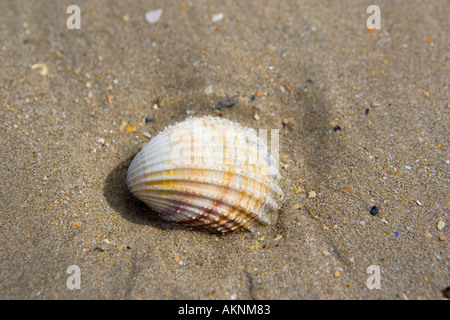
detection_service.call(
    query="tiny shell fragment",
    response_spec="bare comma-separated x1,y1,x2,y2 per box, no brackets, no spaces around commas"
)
308,191,317,198
31,63,48,76
145,9,162,24
212,12,224,22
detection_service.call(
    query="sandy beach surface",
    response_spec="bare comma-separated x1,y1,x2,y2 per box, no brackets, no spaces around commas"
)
0,0,448,299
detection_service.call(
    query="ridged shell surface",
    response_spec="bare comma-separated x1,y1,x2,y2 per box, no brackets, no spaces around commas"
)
126,116,283,233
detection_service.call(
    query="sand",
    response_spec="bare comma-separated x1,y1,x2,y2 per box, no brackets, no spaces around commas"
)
0,0,448,299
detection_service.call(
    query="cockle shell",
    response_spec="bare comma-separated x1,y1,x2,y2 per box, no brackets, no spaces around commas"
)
126,116,283,233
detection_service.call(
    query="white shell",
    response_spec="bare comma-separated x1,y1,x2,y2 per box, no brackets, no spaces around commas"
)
127,116,283,233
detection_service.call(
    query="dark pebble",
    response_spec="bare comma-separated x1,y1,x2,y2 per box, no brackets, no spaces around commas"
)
249,95,256,103
94,247,104,252
370,206,379,215
217,96,239,109
333,125,341,131
145,117,154,123
365,109,370,115
443,286,450,299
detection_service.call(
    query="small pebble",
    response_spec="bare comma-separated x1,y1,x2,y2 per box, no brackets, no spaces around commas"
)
142,132,152,139
283,83,292,92
145,9,163,24
416,200,422,206
370,206,379,215
365,108,370,115
333,125,341,131
439,234,446,241
126,125,136,132
249,95,256,103
282,118,292,128
273,234,283,241
371,101,381,108
204,85,213,95
144,117,154,123
395,230,400,237
443,286,450,299
217,96,239,109
308,191,317,198
437,220,445,231
212,12,224,22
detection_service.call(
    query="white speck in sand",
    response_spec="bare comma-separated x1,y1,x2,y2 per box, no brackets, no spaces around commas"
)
145,9,163,24
212,12,224,22
204,85,213,95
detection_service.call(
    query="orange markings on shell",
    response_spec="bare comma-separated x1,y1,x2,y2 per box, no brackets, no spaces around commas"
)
126,116,283,233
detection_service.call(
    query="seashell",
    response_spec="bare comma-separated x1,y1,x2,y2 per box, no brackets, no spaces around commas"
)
126,116,284,233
